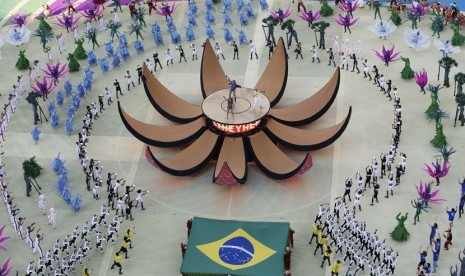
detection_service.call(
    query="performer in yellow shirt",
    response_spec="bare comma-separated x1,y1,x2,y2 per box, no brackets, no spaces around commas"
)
313,233,329,255
110,252,124,274
321,244,335,268
309,223,321,245
83,267,91,276
331,260,342,275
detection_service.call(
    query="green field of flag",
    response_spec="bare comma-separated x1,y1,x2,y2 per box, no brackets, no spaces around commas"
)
181,217,290,276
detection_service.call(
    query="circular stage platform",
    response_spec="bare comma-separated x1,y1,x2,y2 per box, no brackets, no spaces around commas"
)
202,87,270,134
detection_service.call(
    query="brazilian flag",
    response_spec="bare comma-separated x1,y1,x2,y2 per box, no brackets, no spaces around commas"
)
180,217,290,276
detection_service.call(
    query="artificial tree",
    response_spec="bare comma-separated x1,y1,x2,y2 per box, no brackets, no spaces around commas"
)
15,50,30,71
320,0,333,17
400,57,414,79
22,156,43,196
438,56,458,88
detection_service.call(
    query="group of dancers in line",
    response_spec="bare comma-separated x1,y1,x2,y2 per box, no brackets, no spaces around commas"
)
311,202,399,276
23,210,135,275
0,75,24,141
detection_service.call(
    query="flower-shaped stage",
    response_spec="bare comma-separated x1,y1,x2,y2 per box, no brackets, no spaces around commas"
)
118,38,352,185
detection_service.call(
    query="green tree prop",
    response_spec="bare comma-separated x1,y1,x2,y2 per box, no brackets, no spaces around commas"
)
438,57,458,88
425,84,441,119
38,17,52,33
400,57,414,79
390,212,410,241
390,8,402,26
312,21,330,49
455,92,465,126
67,53,80,72
73,38,87,60
451,25,465,46
454,72,465,96
431,109,448,148
15,50,30,71
320,0,333,17
26,92,40,125
22,156,43,193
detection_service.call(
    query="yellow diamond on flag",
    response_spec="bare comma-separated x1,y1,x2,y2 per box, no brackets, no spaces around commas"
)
196,228,276,271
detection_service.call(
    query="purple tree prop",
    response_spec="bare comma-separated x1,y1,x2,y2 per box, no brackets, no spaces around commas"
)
0,225,10,251
415,69,428,94
42,61,68,85
31,78,55,101
80,6,103,21
299,10,320,26
10,11,28,28
271,7,293,23
335,14,359,34
424,159,450,186
412,5,428,20
55,13,81,33
373,45,400,66
339,0,359,16
0,258,12,276
416,181,446,205
155,4,176,17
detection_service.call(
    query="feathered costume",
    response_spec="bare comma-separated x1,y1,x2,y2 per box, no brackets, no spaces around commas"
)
271,7,292,24
237,29,248,45
128,22,144,41
205,24,215,40
373,45,400,66
5,27,32,46
55,13,80,33
105,41,114,56
204,10,216,25
99,58,109,73
134,40,144,54
42,61,68,85
404,29,430,51
10,11,28,28
106,20,122,42
300,10,321,27
435,40,460,57
222,9,233,26
87,51,97,66
222,28,234,43
185,26,196,41
424,159,450,186
368,20,396,40
415,69,428,94
31,77,55,100
335,14,359,34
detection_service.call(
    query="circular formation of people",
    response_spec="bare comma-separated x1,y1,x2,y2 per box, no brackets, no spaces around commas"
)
0,0,465,275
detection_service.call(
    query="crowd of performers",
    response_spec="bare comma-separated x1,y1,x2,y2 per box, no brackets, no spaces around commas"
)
19,85,148,275
23,213,135,275
310,203,399,275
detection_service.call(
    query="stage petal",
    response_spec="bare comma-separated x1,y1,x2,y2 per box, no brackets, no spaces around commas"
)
118,102,207,148
213,137,247,184
254,37,288,107
246,132,308,180
200,39,230,98
147,130,221,176
142,64,203,123
269,68,340,126
264,107,352,151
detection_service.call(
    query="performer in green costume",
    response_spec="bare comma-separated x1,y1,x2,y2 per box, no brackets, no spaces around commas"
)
390,212,410,241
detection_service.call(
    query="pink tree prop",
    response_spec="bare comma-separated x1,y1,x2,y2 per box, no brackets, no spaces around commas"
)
373,45,400,66
415,69,428,94
55,13,81,32
339,0,359,16
42,62,68,85
335,14,359,33
31,78,56,101
271,7,293,22
0,258,12,276
156,4,176,17
416,181,446,205
424,159,450,186
80,5,103,21
299,10,320,26
0,225,9,251
10,11,28,28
